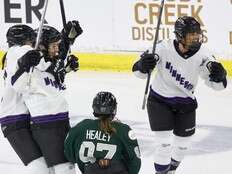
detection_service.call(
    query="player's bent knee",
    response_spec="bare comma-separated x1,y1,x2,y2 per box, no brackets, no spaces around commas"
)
53,162,76,174
27,157,50,174
153,131,173,164
154,131,173,142
174,127,195,137
172,135,192,161
154,143,172,164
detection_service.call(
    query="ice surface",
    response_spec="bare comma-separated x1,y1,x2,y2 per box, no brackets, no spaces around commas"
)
0,71,232,174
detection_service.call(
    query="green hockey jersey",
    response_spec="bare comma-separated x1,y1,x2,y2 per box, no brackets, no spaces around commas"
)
64,119,141,174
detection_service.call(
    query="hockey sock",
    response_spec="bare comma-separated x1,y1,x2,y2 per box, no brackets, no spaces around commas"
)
154,163,170,174
27,157,50,174
169,158,180,171
53,162,75,174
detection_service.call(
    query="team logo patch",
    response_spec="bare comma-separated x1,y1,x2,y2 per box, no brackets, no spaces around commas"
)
134,146,141,158
128,130,137,140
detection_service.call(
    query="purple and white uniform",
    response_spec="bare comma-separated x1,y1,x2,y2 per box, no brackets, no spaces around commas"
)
134,39,226,103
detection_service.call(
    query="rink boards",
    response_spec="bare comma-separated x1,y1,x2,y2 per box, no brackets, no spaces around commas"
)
0,50,232,76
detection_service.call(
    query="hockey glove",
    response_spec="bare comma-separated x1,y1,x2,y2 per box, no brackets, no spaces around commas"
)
54,68,66,84
137,51,158,73
62,20,83,44
46,58,66,84
98,159,110,169
17,50,42,72
207,61,227,83
65,55,79,73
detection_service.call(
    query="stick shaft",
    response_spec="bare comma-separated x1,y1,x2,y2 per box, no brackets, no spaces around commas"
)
59,0,67,31
59,0,72,59
142,0,165,110
28,0,49,87
152,0,165,55
35,0,49,50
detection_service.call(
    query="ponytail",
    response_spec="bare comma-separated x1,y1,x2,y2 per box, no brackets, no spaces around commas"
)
99,116,116,135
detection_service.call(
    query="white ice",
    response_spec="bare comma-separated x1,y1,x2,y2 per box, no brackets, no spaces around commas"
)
0,71,232,174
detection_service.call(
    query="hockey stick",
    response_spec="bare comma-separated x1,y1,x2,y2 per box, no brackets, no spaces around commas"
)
58,0,74,77
34,0,49,50
28,0,49,87
59,0,72,58
142,0,165,110
59,0,68,33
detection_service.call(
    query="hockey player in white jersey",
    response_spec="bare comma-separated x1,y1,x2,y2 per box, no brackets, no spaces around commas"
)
0,21,82,174
0,24,48,173
132,16,227,174
22,24,81,174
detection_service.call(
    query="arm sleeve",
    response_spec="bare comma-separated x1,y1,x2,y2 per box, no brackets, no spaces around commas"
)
64,123,85,173
64,126,78,163
121,126,141,174
11,68,29,93
64,128,78,163
199,55,227,90
8,46,33,94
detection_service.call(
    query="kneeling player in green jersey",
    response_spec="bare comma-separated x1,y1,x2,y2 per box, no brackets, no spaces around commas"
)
64,91,141,174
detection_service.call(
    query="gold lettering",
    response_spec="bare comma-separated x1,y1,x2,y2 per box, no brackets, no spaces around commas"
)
132,26,172,41
191,5,203,26
134,3,147,24
177,4,188,17
164,4,175,25
146,27,154,41
149,3,160,24
142,27,146,40
230,32,232,45
132,27,141,40
202,29,208,43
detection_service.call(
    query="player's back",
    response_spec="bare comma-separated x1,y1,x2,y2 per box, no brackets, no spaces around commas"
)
65,118,138,164
0,45,32,117
76,119,131,161
65,118,140,174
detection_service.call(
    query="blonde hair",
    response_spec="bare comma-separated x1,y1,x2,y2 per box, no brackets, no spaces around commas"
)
99,116,116,135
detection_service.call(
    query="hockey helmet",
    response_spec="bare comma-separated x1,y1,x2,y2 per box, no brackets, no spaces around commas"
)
36,25,61,57
6,24,36,47
92,91,117,119
38,25,61,48
174,16,202,50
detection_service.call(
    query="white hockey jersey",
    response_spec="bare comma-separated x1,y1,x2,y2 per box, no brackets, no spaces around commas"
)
13,58,68,118
0,45,68,123
23,64,68,118
134,39,226,100
0,45,32,121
